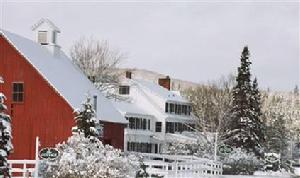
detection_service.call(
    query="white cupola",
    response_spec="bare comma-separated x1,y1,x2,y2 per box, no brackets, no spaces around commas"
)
31,18,61,57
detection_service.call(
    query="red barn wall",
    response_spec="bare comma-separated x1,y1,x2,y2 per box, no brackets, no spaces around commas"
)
0,35,75,159
102,121,125,150
0,35,124,159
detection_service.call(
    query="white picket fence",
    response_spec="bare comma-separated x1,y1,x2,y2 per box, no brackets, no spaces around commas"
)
7,137,40,178
8,160,38,178
141,153,223,178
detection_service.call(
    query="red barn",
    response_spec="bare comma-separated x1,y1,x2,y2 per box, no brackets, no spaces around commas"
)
0,19,127,160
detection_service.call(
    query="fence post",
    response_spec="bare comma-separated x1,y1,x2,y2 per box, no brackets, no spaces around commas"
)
34,137,40,178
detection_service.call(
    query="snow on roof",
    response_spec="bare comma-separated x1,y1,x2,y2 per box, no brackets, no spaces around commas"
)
31,18,61,32
112,101,150,116
134,79,188,103
0,29,127,124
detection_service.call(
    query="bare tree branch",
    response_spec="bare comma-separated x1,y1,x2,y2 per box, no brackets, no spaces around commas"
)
70,36,126,99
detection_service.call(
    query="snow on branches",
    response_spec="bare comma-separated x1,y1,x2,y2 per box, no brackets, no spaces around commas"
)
72,97,98,140
0,78,13,177
40,96,140,178
40,133,139,178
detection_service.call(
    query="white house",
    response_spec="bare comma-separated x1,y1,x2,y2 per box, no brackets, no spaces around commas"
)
111,71,198,154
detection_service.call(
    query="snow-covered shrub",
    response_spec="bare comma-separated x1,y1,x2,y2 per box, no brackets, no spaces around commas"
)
0,78,13,177
40,133,139,178
163,132,215,159
220,147,263,175
263,153,281,171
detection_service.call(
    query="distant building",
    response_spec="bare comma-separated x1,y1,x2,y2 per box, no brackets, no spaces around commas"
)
112,71,197,153
0,19,127,159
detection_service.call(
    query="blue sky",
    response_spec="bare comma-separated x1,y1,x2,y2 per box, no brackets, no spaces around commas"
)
0,1,299,91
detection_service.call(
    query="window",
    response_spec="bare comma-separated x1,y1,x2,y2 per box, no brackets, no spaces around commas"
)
182,105,187,115
119,85,130,95
127,117,150,130
155,122,162,132
166,122,194,133
165,102,192,116
12,83,24,103
127,142,153,153
142,119,147,130
38,31,48,45
170,103,175,113
155,144,159,153
52,31,57,44
188,105,192,115
166,122,174,133
165,103,169,113
93,95,97,111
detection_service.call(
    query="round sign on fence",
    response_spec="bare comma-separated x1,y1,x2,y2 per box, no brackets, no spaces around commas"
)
218,144,233,154
39,148,59,160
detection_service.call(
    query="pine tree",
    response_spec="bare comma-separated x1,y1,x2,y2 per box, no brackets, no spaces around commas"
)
73,97,98,140
224,46,264,156
0,78,13,177
250,78,265,153
265,113,288,155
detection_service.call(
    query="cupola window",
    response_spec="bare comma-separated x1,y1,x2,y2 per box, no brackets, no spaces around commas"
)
38,31,48,45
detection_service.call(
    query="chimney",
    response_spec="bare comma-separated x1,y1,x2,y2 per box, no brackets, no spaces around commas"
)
158,76,171,90
31,18,61,57
125,71,132,79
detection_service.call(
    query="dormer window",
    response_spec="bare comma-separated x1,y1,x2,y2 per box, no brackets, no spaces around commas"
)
119,85,130,95
38,31,48,45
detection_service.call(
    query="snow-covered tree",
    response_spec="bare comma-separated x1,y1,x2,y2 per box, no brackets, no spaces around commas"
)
250,78,266,149
73,97,98,139
265,113,288,156
221,147,263,175
224,46,265,156
0,77,13,177
162,132,215,160
40,133,139,178
40,96,140,178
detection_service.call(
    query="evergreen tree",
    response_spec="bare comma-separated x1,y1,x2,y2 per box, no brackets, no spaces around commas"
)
250,78,265,152
264,113,291,171
0,78,13,177
224,46,264,156
265,113,288,155
73,97,98,139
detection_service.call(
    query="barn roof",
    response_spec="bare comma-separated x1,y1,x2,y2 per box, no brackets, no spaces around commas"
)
0,29,127,124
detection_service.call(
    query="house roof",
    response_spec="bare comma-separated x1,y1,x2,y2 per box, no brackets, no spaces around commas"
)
0,29,127,124
112,101,152,117
133,79,188,103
